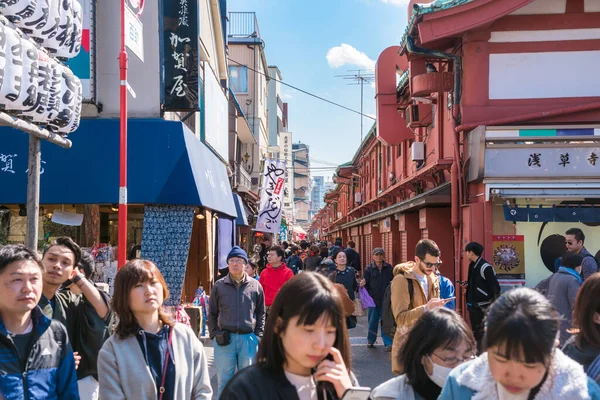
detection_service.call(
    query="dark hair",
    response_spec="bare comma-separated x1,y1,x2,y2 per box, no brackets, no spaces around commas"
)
300,240,309,250
335,237,343,246
257,273,351,372
319,245,329,257
290,245,300,255
281,241,289,249
484,287,558,365
79,250,95,279
247,260,258,272
561,251,583,270
566,228,585,243
113,259,174,339
415,239,440,260
331,246,342,260
572,273,600,349
269,246,285,260
43,236,82,266
316,259,337,281
309,245,320,256
464,242,484,257
348,240,355,248
401,308,475,386
0,244,43,273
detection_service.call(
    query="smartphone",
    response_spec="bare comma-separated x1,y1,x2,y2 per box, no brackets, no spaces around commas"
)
314,354,336,396
341,387,372,400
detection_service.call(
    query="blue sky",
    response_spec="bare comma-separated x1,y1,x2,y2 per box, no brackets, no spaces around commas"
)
227,0,410,177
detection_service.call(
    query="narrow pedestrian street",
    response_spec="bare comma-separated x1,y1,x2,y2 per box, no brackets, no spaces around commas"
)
205,315,395,398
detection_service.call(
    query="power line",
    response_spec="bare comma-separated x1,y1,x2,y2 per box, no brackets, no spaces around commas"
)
228,57,376,121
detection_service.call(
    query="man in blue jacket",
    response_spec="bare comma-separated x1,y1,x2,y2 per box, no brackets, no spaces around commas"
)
0,244,79,399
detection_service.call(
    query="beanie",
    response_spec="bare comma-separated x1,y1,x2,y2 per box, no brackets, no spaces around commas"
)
227,246,248,264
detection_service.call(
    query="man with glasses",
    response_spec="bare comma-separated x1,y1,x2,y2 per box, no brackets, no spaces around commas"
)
558,228,599,280
463,241,500,352
390,239,449,374
208,246,265,397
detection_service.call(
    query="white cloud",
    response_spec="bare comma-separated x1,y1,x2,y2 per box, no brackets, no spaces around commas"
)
380,0,411,6
326,44,375,71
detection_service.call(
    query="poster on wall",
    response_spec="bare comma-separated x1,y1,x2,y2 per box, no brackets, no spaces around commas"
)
492,235,526,289
162,0,199,110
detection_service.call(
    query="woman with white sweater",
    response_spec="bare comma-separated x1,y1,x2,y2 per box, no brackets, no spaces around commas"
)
97,259,212,399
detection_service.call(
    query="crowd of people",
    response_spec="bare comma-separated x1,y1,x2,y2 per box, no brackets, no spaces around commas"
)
0,226,599,399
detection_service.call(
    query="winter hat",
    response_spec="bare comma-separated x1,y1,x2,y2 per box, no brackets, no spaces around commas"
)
227,246,248,264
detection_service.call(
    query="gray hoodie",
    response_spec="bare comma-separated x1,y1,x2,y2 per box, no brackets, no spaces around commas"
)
547,268,582,345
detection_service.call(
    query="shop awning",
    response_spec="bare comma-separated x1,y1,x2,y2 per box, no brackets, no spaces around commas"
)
485,181,600,201
0,118,237,217
293,225,307,235
232,193,249,226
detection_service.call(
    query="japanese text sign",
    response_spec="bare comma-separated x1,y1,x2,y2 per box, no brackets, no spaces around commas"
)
255,159,287,234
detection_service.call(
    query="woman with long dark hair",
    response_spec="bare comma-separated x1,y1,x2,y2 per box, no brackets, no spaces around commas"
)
97,260,212,399
371,308,475,400
564,272,600,382
220,272,357,400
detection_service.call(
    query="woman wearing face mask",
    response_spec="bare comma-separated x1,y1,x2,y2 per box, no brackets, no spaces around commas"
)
97,260,213,399
219,272,359,400
563,272,600,382
371,308,475,400
440,287,600,399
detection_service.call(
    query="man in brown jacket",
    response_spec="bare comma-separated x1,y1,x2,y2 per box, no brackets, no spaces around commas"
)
390,239,451,374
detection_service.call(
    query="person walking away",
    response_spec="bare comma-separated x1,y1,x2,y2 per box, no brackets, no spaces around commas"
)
244,260,260,281
463,241,500,352
260,246,294,314
360,247,393,351
546,251,583,345
258,236,272,273
39,237,114,399
208,246,265,397
563,272,600,382
97,259,212,399
282,241,292,259
390,240,448,375
286,245,303,275
559,228,599,280
440,287,600,399
344,241,361,271
436,267,456,310
219,273,359,399
0,244,79,399
304,244,323,272
319,244,330,259
371,308,476,400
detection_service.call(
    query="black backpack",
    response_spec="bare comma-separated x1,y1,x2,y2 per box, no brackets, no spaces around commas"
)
382,279,414,338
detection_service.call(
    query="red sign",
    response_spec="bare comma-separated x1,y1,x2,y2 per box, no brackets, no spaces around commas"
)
274,177,284,195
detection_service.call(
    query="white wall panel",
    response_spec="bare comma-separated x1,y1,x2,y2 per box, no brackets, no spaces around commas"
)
510,0,566,15
585,0,600,12
490,29,600,42
489,51,600,99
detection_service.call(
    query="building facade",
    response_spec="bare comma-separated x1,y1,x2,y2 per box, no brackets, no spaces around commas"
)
313,0,600,315
293,142,312,228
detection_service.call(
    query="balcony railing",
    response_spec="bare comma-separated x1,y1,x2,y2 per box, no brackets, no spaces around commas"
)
234,163,252,193
228,12,261,39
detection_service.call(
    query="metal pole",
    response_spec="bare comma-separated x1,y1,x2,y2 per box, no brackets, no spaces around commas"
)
118,0,129,268
25,135,41,251
360,73,364,143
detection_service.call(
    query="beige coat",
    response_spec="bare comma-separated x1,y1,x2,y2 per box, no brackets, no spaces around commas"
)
390,261,440,374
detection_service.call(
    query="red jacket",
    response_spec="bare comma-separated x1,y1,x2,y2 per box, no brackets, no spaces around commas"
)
260,263,294,306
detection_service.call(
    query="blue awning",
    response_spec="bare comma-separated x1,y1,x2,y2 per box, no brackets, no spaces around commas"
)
0,118,237,217
232,193,248,226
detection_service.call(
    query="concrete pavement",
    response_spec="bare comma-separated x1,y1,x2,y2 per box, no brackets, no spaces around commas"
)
204,314,394,398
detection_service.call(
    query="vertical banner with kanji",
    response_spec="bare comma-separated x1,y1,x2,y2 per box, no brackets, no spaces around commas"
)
255,159,287,234
492,235,526,283
161,0,199,110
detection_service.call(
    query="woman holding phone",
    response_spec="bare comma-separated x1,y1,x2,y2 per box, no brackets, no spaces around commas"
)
220,272,367,400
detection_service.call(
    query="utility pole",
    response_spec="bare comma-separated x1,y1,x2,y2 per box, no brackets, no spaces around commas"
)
25,136,41,250
335,69,375,143
118,0,129,268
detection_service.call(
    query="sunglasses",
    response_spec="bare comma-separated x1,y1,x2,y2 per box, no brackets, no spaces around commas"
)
419,259,442,268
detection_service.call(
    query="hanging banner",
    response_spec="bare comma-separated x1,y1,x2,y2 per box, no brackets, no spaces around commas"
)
255,158,287,234
161,0,200,111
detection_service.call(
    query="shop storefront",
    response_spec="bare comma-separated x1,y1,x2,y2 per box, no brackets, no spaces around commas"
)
468,125,600,289
0,118,244,301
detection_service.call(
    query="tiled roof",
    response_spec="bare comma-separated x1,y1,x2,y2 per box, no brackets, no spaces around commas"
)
400,0,475,47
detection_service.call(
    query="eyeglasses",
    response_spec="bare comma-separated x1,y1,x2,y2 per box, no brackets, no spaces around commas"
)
228,258,246,265
420,259,443,268
432,352,476,367
565,241,576,245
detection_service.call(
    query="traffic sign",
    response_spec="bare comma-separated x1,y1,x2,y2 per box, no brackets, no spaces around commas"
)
125,6,144,62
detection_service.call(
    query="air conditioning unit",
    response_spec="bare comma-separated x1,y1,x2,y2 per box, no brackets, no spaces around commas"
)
411,142,425,162
355,192,362,203
405,104,433,128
